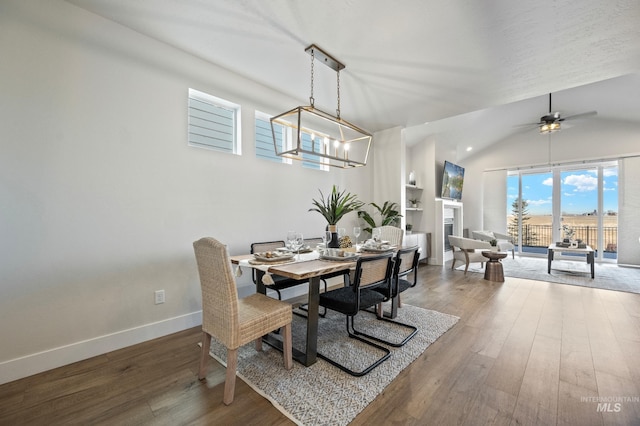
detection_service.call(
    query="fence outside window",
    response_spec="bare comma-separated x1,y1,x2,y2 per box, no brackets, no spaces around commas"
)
507,224,618,253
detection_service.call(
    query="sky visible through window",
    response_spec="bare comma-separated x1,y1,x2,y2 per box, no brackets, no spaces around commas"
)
507,167,618,215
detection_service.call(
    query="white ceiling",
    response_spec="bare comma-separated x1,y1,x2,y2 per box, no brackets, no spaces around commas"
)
65,0,640,160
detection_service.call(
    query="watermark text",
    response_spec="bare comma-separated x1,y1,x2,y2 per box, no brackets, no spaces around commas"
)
581,396,639,413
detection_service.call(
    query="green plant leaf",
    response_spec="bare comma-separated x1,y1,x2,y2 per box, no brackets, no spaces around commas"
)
357,200,403,234
309,185,363,225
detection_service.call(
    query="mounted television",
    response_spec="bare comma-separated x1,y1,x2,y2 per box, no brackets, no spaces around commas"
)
440,160,465,200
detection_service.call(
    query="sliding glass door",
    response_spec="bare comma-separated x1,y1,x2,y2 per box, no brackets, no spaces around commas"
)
507,162,618,261
507,170,553,255
602,165,619,259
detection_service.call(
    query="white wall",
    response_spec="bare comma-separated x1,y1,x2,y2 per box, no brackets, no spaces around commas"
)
0,0,373,383
618,157,640,265
405,138,436,244
372,127,403,206
482,170,508,233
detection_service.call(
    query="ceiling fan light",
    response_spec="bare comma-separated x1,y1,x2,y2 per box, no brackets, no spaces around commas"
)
540,122,561,134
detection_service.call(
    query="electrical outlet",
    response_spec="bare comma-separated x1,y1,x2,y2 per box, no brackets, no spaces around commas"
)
154,289,165,305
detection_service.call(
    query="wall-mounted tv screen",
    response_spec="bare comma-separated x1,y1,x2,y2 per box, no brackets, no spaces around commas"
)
441,160,465,200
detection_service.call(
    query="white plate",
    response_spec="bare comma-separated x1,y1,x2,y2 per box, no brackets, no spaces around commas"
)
320,252,359,261
276,246,312,253
364,239,389,245
361,245,394,252
253,253,295,262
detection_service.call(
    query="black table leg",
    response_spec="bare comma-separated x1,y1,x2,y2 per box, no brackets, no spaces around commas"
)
588,251,595,278
548,248,554,273
256,270,319,367
256,271,267,296
304,276,320,365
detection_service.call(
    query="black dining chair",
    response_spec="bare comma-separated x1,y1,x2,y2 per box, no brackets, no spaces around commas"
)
317,253,394,376
368,245,420,347
392,245,421,308
250,240,307,300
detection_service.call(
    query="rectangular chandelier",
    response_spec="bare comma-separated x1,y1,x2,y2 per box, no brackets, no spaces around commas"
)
271,44,372,169
271,105,372,168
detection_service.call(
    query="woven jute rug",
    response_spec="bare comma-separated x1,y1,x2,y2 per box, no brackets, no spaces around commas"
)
208,304,458,426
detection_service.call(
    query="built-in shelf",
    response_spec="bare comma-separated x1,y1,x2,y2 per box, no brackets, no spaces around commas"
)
406,184,423,213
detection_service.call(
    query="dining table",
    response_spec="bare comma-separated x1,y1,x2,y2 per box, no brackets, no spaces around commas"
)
230,250,355,366
229,246,401,367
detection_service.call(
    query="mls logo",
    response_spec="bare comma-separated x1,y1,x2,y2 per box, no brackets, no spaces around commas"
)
597,402,622,413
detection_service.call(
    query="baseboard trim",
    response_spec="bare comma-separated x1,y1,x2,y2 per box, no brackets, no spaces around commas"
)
0,311,202,385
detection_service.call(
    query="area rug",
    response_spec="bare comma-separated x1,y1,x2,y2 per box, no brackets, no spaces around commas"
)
207,305,458,426
456,256,640,294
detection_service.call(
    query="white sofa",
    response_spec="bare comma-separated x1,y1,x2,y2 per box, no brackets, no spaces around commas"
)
471,230,515,258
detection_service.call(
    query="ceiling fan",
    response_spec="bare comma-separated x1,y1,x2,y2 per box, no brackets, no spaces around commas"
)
520,93,597,134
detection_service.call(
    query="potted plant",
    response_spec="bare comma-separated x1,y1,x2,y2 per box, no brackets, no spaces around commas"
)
309,185,363,247
357,201,402,235
406,223,413,234
409,198,421,208
489,239,498,251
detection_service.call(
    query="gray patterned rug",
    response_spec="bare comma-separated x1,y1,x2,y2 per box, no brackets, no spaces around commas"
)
456,256,640,294
208,305,458,426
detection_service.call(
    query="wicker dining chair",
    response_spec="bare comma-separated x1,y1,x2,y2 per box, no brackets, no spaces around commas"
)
376,225,404,246
193,237,293,405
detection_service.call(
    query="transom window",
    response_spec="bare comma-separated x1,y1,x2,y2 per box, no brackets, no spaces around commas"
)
254,111,327,171
255,111,289,163
188,88,241,155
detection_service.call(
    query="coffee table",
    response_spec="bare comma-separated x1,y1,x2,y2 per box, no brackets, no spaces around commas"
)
547,244,595,278
481,250,507,282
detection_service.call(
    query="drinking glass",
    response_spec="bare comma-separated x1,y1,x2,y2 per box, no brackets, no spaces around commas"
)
324,231,332,248
353,226,361,247
294,233,304,259
286,231,297,251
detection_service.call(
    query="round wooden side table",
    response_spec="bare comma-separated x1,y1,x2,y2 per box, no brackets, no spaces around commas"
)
481,250,508,282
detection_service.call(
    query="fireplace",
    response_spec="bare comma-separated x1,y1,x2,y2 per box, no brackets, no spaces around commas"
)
444,220,454,251
434,199,463,265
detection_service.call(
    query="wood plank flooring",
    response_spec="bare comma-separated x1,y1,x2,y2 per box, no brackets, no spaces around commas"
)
2,263,640,425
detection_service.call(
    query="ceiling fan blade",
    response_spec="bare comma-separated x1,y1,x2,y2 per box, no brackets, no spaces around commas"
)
562,110,597,121
514,122,541,128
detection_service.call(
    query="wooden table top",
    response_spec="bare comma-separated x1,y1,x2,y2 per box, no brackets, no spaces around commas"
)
229,253,356,280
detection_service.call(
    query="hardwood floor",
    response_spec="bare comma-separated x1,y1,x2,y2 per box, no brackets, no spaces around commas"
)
2,264,640,425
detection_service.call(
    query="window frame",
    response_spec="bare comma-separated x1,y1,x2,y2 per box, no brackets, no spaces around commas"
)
507,160,618,261
188,88,241,155
255,110,290,164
